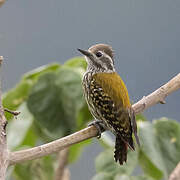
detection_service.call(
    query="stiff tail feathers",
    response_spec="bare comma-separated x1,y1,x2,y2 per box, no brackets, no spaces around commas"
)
114,136,134,165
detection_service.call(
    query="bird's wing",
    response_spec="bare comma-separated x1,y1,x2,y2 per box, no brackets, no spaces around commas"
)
92,72,132,137
93,72,131,108
93,72,140,147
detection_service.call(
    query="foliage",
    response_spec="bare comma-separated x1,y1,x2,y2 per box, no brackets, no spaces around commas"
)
93,118,180,180
3,57,180,180
4,57,93,179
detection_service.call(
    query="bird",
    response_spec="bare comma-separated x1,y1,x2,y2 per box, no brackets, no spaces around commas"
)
78,44,140,165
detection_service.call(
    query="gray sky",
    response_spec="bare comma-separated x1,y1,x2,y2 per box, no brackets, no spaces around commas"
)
0,0,180,179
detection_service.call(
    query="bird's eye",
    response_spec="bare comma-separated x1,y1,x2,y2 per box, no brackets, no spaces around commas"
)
96,51,103,57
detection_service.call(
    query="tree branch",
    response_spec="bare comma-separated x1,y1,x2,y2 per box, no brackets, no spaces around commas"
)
0,0,5,8
9,73,180,167
169,162,180,180
9,126,98,165
132,73,180,114
55,148,69,180
0,56,9,180
61,168,70,180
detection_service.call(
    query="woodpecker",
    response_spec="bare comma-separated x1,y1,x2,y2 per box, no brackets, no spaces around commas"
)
78,44,140,165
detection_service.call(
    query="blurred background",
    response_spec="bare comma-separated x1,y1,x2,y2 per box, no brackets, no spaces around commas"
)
0,0,180,179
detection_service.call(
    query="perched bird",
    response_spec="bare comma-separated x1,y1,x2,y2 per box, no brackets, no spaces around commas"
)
78,44,140,165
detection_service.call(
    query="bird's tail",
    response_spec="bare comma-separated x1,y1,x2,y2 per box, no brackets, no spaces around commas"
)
114,135,134,165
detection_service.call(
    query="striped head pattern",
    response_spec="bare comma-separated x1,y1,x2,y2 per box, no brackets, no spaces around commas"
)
78,44,115,73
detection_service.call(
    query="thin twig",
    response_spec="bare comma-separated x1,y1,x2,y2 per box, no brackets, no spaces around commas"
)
55,148,69,180
8,73,180,165
0,57,9,180
4,108,21,116
0,57,3,64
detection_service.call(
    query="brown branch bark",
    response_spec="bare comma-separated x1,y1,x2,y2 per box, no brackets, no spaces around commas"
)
9,126,98,165
55,148,69,180
4,108,20,116
132,73,180,114
0,0,5,7
169,162,180,180
8,73,180,166
0,56,9,180
59,168,70,180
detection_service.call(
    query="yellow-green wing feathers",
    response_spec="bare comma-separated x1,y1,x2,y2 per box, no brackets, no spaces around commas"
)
93,72,131,108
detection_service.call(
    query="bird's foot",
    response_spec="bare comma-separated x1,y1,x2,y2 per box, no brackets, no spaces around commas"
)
88,120,107,138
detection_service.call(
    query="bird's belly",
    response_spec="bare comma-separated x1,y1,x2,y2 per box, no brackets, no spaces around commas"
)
84,89,116,134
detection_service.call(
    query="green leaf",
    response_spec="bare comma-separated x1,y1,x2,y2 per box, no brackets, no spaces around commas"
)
114,174,155,180
99,133,114,148
138,150,163,180
95,148,119,175
130,175,155,180
95,148,138,178
68,139,92,163
27,67,84,139
114,174,131,180
138,118,180,179
13,156,55,180
138,121,164,179
154,118,180,175
65,57,93,129
64,57,87,76
7,103,34,150
20,124,37,148
76,102,93,129
30,120,53,142
64,57,87,69
136,113,147,122
3,80,33,120
3,63,60,120
92,172,114,180
23,63,60,81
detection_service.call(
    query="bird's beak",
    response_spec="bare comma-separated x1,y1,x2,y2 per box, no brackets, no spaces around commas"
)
77,49,93,57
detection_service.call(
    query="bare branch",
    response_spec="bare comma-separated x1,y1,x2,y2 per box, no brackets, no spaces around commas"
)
169,162,180,180
0,0,5,8
0,57,9,179
132,73,180,114
0,57,3,64
8,73,180,167
9,126,98,165
4,108,21,116
55,148,69,180
61,168,70,180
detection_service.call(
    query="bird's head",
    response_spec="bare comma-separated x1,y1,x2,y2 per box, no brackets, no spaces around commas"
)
78,44,115,73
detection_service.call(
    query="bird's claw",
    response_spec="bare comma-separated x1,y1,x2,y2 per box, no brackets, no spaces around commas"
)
88,120,106,139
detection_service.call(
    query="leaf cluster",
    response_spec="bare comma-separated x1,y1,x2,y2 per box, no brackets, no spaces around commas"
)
4,57,92,179
93,118,180,180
